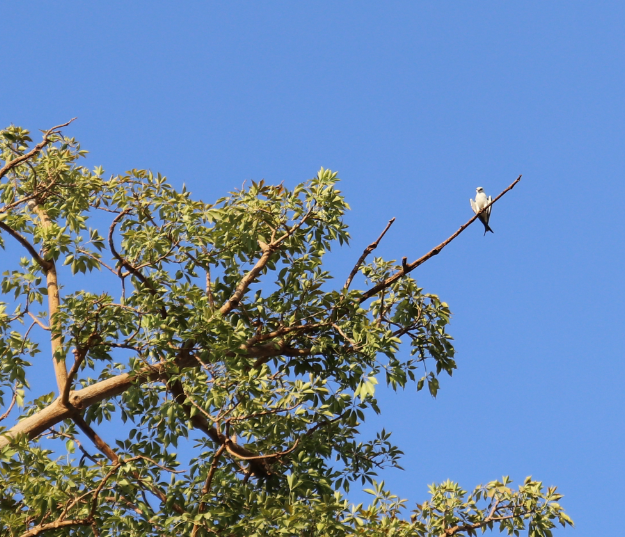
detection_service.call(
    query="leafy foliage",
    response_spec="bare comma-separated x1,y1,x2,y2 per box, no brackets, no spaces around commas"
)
0,123,571,536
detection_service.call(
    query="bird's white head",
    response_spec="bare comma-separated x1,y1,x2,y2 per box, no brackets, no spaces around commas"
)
476,187,484,193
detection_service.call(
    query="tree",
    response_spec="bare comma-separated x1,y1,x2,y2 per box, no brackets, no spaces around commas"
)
0,121,572,536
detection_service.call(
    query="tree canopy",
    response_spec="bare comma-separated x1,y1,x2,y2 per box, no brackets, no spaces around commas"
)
0,121,572,536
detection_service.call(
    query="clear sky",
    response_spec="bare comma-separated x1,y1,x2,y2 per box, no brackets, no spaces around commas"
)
2,2,624,535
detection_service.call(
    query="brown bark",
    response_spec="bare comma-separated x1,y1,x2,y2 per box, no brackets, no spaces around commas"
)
359,176,522,302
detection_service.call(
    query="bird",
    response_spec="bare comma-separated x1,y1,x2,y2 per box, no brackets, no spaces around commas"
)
470,187,494,235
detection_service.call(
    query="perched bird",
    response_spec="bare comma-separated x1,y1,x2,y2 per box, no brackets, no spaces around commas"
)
470,187,494,235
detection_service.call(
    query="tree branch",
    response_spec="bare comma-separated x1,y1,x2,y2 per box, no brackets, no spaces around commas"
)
344,217,395,290
0,221,50,271
166,376,272,478
0,385,17,422
220,205,315,315
360,176,522,302
24,201,69,394
0,338,312,450
18,518,92,537
27,312,50,331
219,240,275,315
191,444,227,537
108,209,167,318
72,415,185,516
46,427,99,465
0,118,76,182
71,414,119,464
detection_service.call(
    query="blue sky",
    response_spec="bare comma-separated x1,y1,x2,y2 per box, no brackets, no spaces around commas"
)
2,2,624,534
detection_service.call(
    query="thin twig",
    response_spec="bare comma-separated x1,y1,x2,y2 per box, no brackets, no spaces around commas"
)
108,209,166,318
47,427,100,465
0,385,18,422
191,444,227,537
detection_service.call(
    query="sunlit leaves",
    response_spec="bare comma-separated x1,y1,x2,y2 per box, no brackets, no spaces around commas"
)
0,127,571,536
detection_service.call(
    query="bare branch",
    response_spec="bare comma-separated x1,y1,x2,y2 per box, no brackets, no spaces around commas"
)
360,176,522,302
0,385,17,422
344,217,395,290
27,311,50,330
0,221,50,271
72,414,119,464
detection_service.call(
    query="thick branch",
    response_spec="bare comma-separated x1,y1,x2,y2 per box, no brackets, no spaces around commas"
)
0,364,163,448
167,377,272,478
360,176,522,302
18,518,92,537
28,203,68,394
0,121,77,394
0,338,311,450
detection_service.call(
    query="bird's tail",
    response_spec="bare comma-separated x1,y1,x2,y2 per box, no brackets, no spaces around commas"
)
483,224,494,235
